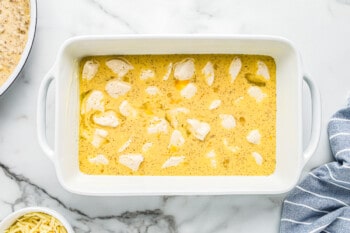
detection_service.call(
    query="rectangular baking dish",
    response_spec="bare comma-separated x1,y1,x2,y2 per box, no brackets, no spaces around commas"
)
37,35,321,196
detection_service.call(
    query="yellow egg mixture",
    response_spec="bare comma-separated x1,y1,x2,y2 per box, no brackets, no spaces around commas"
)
79,54,276,176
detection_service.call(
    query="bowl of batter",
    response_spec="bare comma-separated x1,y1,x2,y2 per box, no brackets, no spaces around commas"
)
0,0,37,96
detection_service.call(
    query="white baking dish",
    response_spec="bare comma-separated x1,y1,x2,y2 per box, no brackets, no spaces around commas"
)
37,35,321,196
0,0,37,96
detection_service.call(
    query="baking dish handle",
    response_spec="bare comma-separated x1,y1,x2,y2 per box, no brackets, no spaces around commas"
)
302,74,322,166
37,68,56,161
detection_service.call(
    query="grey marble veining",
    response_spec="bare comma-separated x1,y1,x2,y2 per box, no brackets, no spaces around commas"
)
0,163,176,233
0,161,284,232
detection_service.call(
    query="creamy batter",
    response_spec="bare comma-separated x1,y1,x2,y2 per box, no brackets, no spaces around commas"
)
79,54,276,176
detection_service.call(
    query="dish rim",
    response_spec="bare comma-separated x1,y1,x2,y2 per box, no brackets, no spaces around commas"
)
37,35,321,195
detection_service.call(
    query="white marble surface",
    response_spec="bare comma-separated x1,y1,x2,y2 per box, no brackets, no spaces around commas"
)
1,0,350,232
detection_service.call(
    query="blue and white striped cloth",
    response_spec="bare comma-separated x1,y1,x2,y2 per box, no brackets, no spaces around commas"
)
280,100,350,233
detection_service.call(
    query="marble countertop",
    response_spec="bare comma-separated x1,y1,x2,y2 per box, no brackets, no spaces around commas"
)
1,0,350,232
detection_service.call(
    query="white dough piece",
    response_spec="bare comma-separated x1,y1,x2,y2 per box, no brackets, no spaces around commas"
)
223,138,239,153
209,99,221,110
256,61,270,80
229,57,242,83
187,119,211,141
148,117,169,134
252,152,263,165
91,129,108,148
119,154,144,171
119,100,137,118
180,83,197,99
202,61,215,86
163,63,173,80
206,150,217,168
140,69,155,80
82,90,104,114
89,154,109,165
168,130,185,148
145,86,160,95
174,58,195,80
247,86,267,103
82,60,99,80
142,142,153,152
118,138,133,153
219,114,236,129
105,80,131,99
166,107,190,128
93,110,119,127
106,59,133,78
246,130,261,144
162,156,185,169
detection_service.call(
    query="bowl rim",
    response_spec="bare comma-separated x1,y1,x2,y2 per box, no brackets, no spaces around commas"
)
0,206,74,232
0,0,37,96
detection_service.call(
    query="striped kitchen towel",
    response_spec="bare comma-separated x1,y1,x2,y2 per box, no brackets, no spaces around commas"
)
280,100,350,233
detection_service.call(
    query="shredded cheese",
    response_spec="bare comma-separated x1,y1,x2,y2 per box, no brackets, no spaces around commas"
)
5,212,68,233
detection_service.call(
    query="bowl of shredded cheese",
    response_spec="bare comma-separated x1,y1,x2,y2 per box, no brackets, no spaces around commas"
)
0,207,74,233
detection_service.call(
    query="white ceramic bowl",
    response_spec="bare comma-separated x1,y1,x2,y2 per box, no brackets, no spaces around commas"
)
0,0,37,96
0,207,74,232
37,35,321,196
